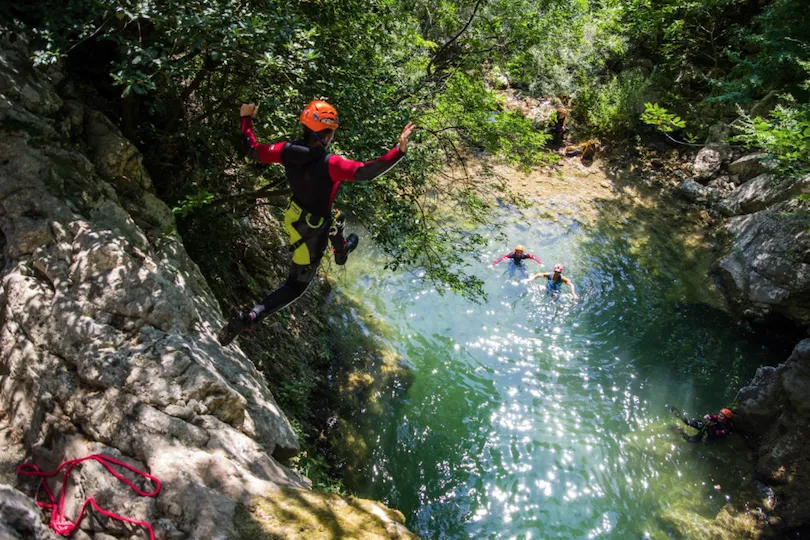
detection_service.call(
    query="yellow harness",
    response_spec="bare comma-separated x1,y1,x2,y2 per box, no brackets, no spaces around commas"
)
284,198,335,265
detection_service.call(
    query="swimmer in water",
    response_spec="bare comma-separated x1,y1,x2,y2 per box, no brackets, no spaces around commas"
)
528,264,578,300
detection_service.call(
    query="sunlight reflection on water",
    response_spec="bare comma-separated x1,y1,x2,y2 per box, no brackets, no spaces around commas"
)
333,205,782,538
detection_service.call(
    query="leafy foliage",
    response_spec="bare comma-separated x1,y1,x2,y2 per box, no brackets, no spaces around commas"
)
171,188,214,217
12,0,810,295
575,70,652,137
734,101,810,175
641,103,686,134
11,0,565,302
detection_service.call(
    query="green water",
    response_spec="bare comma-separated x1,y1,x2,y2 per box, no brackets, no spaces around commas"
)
332,200,785,539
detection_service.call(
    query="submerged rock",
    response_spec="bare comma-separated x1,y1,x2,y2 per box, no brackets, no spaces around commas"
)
233,489,418,539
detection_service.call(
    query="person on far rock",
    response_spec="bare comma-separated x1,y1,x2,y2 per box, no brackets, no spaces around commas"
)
669,406,734,443
552,106,568,146
219,101,416,346
564,139,599,162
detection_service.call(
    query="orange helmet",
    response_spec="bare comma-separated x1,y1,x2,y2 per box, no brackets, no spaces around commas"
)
299,100,339,132
720,408,733,419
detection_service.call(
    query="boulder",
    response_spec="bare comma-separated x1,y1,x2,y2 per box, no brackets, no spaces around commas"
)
734,366,781,434
716,200,810,327
730,339,810,531
705,122,732,145
676,178,710,204
706,175,734,202
0,484,59,540
727,153,774,182
719,173,810,216
693,145,732,181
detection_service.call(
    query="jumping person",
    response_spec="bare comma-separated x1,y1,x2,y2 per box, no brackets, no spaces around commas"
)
529,264,578,300
669,406,734,443
218,101,416,346
491,245,543,268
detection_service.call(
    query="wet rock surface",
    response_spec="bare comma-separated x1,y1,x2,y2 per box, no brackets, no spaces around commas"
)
734,339,810,533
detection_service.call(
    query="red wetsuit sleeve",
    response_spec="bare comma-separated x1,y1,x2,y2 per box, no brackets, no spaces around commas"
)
492,253,511,266
525,254,542,265
328,146,404,182
241,117,284,163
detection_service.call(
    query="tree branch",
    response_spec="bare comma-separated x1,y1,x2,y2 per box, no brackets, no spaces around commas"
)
208,184,291,208
426,0,484,76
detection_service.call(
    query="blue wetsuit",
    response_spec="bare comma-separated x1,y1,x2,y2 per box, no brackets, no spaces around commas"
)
546,274,563,293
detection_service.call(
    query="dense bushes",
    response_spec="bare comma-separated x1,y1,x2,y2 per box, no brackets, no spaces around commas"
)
575,70,652,137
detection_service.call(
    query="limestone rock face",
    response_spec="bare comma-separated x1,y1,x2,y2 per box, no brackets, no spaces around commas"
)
0,31,306,539
734,339,810,531
0,484,60,540
715,199,810,327
719,173,810,217
727,153,773,182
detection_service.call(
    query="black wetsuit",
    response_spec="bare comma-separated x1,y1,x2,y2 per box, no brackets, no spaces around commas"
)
240,117,405,323
680,413,733,443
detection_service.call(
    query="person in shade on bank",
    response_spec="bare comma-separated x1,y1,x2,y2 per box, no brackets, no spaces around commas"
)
529,263,578,300
219,101,416,346
669,406,734,443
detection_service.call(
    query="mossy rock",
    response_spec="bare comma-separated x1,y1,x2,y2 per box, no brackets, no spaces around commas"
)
232,488,419,539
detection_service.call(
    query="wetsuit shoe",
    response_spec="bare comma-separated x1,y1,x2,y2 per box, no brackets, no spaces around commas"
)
218,312,254,346
334,233,359,266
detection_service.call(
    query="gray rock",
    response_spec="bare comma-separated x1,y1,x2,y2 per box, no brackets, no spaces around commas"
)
705,122,731,145
716,200,810,327
719,173,810,216
676,178,710,204
0,484,59,539
0,35,305,540
780,340,810,417
732,339,810,530
735,366,781,433
706,175,734,202
693,145,731,181
727,153,774,182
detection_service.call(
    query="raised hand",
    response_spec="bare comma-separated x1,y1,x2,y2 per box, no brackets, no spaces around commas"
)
399,122,417,153
240,103,259,117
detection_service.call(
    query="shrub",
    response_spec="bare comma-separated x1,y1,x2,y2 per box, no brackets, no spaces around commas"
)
575,70,652,137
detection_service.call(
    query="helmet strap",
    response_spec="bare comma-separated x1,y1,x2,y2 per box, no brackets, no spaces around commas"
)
313,130,331,149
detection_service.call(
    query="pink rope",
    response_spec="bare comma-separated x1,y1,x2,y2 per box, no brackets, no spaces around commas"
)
17,454,161,539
